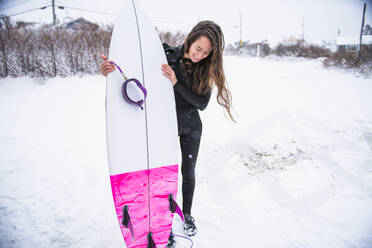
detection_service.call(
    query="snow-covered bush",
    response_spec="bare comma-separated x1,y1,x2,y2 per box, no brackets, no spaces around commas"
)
323,46,371,74
0,16,188,79
0,16,112,79
158,30,186,47
273,39,331,58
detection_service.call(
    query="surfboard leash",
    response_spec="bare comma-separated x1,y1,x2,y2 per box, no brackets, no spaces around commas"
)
109,62,147,110
174,233,194,248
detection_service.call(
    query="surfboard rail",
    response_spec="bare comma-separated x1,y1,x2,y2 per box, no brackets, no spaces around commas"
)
105,0,180,247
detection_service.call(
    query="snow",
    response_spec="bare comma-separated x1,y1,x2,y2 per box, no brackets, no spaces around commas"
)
1,56,372,248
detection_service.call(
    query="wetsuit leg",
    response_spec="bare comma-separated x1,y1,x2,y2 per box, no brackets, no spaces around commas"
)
178,113,202,215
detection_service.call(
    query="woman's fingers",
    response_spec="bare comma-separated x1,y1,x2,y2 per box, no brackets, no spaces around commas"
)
100,60,116,76
161,64,173,75
161,65,172,78
162,64,171,71
161,64,177,86
100,53,108,61
99,54,117,76
103,67,115,76
101,62,115,71
161,64,168,74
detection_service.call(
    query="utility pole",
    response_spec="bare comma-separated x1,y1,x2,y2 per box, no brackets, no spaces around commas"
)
355,2,366,67
52,0,56,25
301,18,304,41
239,12,242,48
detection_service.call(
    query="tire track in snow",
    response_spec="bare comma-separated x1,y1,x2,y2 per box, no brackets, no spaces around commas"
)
356,120,372,154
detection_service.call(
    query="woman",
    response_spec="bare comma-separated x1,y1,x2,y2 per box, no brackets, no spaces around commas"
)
100,20,234,242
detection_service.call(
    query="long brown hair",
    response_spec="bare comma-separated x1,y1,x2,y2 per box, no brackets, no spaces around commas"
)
183,20,235,122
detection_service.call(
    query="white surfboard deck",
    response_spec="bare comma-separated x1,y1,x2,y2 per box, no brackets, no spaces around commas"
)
106,0,178,175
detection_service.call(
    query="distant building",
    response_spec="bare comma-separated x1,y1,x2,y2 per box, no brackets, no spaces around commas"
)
63,16,74,24
336,24,372,52
233,40,268,48
65,17,99,30
231,40,270,57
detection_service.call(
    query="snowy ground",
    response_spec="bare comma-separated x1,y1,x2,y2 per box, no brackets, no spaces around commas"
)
1,56,372,248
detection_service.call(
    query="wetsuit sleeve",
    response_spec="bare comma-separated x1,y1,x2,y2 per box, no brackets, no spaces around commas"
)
162,43,170,50
162,43,173,64
173,82,211,111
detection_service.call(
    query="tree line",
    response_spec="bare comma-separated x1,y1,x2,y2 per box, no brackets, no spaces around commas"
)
1,15,370,79
0,16,186,79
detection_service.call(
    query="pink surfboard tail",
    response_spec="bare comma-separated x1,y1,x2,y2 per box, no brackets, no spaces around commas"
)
110,164,181,248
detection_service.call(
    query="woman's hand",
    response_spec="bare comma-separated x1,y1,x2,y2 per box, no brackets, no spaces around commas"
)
161,64,177,86
100,54,116,76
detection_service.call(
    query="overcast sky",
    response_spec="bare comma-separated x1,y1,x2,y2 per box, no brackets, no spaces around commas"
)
1,0,371,45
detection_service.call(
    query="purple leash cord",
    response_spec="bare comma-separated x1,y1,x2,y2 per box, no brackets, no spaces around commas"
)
174,234,194,248
110,62,147,110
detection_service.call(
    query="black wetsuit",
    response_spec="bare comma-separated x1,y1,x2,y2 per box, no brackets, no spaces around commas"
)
163,43,211,215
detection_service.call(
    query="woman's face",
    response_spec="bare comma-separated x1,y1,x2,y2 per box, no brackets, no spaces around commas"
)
186,36,212,63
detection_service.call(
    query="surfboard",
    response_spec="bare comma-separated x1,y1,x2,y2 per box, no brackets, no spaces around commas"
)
105,0,181,247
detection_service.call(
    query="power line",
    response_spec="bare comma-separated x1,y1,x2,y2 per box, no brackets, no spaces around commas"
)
61,6,115,16
2,3,115,20
0,1,50,15
6,6,50,17
152,19,192,26
0,0,32,11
